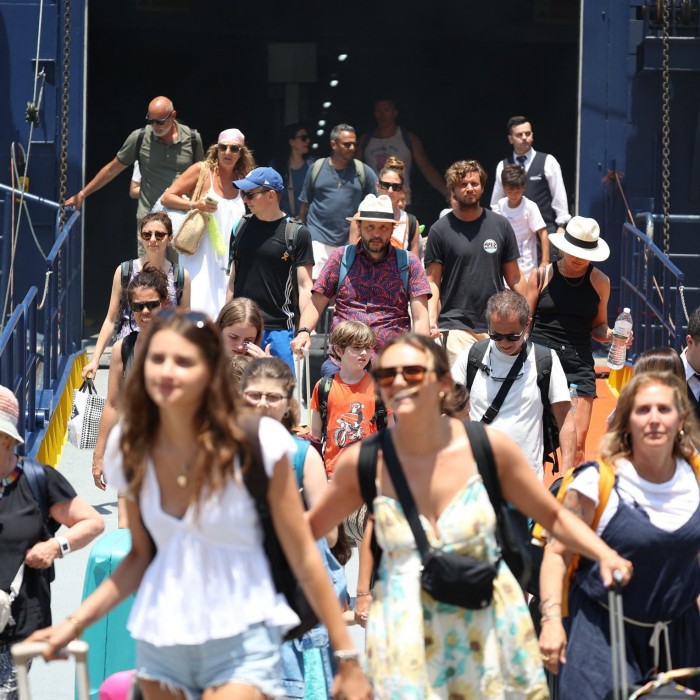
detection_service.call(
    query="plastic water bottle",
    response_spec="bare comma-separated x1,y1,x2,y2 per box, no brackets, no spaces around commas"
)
569,383,578,415
607,308,633,370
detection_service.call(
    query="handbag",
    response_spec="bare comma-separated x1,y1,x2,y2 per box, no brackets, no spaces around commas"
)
151,196,190,238
380,430,498,610
172,164,210,256
465,421,532,589
67,379,105,450
0,564,24,632
238,414,318,641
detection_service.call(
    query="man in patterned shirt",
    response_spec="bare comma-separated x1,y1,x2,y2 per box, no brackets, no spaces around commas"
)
291,194,430,375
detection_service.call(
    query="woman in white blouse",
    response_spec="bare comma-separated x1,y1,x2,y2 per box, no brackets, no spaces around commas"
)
29,310,370,700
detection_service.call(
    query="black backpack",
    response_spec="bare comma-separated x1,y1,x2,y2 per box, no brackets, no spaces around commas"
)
464,339,561,473
22,459,59,581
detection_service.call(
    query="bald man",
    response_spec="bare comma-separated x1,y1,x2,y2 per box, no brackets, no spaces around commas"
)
66,96,204,256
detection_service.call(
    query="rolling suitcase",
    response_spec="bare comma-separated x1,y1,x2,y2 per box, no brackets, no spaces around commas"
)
607,572,700,699
12,640,90,700
80,529,136,699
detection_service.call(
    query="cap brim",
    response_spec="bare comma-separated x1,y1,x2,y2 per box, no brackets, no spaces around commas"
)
548,232,610,262
232,177,259,190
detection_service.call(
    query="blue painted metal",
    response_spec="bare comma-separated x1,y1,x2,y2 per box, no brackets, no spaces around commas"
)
619,222,686,357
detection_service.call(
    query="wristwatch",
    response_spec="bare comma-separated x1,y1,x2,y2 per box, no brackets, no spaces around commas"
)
55,536,71,557
295,327,312,336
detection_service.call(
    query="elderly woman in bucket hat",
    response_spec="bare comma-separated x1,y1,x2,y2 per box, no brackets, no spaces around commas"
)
0,385,103,699
526,216,621,463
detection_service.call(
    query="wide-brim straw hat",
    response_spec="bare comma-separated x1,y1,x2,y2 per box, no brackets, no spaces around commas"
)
346,194,396,223
548,216,610,262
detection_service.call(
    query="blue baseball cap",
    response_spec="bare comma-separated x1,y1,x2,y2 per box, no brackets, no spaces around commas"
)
234,167,284,193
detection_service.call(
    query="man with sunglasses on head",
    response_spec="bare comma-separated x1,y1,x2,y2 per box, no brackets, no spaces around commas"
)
452,290,575,480
66,95,204,258
227,167,314,372
298,123,377,279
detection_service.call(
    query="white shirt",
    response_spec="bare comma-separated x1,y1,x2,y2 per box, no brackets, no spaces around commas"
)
104,418,300,645
491,196,546,275
490,148,570,227
452,341,570,480
682,348,700,401
570,457,700,534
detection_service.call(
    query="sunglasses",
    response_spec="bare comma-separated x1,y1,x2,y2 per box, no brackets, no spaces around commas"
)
379,181,403,192
241,188,268,200
338,141,357,148
218,143,242,154
242,390,288,407
140,230,168,241
372,365,430,388
487,329,526,342
130,300,162,313
145,111,173,126
295,134,311,142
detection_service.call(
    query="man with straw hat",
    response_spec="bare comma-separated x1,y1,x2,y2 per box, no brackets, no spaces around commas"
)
291,193,430,375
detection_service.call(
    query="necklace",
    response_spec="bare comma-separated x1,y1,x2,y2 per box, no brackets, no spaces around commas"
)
329,160,347,189
0,463,22,499
557,260,587,287
154,443,194,488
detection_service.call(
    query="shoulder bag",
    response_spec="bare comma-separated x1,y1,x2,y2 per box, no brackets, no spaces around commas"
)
173,164,210,256
67,378,105,450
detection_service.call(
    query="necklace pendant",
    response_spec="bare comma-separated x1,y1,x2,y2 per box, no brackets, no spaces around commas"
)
177,474,188,488
337,181,342,189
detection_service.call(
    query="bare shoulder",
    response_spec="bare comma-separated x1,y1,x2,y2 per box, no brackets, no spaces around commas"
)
590,265,610,289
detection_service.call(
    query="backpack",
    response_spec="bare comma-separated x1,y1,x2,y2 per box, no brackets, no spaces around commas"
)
308,158,370,197
227,215,303,277
115,261,184,337
238,414,318,641
22,459,58,581
465,339,561,472
316,374,388,448
336,244,410,296
133,127,199,166
531,455,700,613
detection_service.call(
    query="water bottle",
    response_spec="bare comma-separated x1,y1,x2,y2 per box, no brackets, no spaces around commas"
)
607,308,633,370
569,383,578,415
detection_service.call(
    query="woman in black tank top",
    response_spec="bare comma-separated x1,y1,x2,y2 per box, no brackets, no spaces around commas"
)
91,266,169,527
526,217,617,465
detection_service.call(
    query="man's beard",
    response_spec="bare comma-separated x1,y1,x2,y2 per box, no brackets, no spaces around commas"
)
361,238,391,258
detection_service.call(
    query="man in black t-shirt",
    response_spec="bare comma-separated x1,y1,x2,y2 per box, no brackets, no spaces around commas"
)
227,167,314,370
425,159,524,367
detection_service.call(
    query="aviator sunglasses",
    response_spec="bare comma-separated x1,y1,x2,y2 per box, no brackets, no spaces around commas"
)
379,180,403,192
372,365,430,388
130,300,162,313
145,111,173,126
218,144,242,154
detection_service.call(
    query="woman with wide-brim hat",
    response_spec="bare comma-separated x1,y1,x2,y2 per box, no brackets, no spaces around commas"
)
526,216,619,463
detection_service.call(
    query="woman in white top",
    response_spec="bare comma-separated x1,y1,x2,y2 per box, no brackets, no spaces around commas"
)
29,310,371,700
538,371,700,697
162,128,251,318
349,156,421,257
81,212,191,381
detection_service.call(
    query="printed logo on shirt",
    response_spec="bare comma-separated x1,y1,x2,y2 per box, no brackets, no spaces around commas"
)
483,239,498,254
333,401,365,449
529,175,543,181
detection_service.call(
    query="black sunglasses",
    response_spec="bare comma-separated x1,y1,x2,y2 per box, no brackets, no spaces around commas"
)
372,365,430,388
379,180,403,192
338,141,357,148
130,300,162,313
487,329,526,342
241,188,269,200
218,144,241,153
145,111,173,126
295,134,311,142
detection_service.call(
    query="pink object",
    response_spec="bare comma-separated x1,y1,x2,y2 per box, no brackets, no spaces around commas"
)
218,128,245,145
99,670,136,700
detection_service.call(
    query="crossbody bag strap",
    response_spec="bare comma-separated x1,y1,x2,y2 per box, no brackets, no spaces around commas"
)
480,343,528,424
380,430,431,557
9,564,24,600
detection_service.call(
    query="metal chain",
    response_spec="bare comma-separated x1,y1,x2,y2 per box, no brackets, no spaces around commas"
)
36,271,52,311
660,0,671,256
58,0,71,228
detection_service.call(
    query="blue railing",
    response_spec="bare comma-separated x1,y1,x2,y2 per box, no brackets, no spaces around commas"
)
619,221,686,355
0,188,82,459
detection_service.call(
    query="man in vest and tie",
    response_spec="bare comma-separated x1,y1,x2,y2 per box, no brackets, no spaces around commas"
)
682,307,700,420
490,115,570,235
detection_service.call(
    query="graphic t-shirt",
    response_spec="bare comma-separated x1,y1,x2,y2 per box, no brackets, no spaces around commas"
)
310,372,380,475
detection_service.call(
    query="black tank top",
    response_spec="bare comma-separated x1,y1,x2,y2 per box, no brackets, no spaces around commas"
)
530,262,599,350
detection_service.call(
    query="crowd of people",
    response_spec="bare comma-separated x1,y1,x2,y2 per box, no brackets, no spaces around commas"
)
0,95,698,700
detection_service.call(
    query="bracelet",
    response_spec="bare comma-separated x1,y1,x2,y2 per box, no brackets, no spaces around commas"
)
355,591,372,597
295,327,312,336
539,599,562,613
333,650,360,662
79,191,86,199
67,615,84,638
540,614,563,623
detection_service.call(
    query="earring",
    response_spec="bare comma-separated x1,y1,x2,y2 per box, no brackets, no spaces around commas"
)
438,391,445,399
677,428,686,444
283,410,290,419
622,432,631,448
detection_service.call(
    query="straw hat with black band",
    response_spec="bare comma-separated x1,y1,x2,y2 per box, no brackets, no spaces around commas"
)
346,194,398,224
548,216,610,263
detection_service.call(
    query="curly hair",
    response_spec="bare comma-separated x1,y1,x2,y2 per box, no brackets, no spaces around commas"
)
204,143,256,179
444,159,488,190
120,310,249,501
600,371,700,464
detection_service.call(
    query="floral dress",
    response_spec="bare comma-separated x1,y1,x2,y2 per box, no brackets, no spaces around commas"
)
366,472,548,699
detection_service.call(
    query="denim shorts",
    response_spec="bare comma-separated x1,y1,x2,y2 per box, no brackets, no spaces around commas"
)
136,623,284,700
